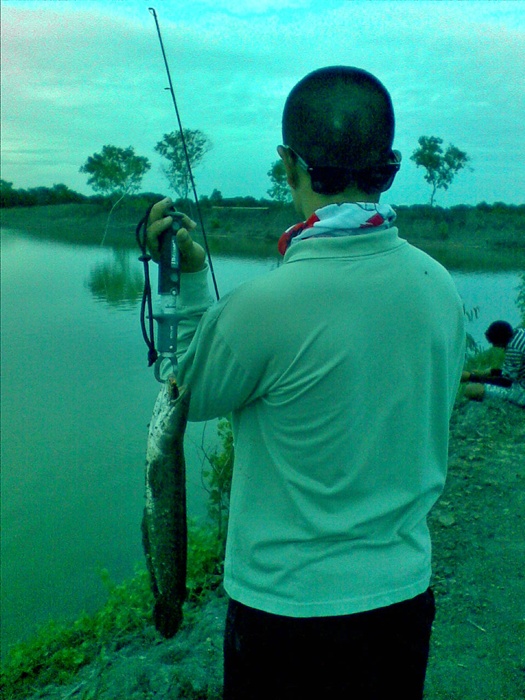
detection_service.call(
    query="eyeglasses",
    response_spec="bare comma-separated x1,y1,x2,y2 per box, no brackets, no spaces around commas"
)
282,146,311,173
281,145,402,195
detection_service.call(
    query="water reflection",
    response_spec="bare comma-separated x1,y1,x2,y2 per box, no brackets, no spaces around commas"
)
87,249,143,307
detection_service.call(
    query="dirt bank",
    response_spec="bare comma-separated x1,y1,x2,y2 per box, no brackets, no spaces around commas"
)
2,203,524,269
12,397,524,700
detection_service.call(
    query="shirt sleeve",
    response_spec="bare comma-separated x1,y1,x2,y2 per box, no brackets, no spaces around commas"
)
501,335,524,383
175,266,215,363
175,267,266,422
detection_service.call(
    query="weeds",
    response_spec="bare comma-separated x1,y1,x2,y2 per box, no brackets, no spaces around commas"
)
1,422,234,699
463,304,481,355
516,272,525,326
201,418,233,550
0,568,154,697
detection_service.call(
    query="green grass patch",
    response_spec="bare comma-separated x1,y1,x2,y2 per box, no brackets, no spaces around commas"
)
464,345,505,373
0,520,225,699
1,417,233,698
0,567,153,697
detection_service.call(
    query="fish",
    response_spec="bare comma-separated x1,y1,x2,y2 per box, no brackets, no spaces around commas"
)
142,376,190,638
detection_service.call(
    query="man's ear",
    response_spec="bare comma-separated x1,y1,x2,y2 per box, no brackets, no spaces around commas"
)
277,145,299,189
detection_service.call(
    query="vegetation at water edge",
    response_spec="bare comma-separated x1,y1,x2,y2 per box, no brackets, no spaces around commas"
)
0,423,233,699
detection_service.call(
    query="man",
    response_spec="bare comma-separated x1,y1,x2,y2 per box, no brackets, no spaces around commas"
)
462,320,525,407
147,66,465,698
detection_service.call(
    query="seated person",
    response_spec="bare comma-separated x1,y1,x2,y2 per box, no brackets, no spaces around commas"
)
462,320,525,407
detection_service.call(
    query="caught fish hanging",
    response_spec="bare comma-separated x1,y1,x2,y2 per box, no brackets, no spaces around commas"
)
142,377,190,638
138,7,220,638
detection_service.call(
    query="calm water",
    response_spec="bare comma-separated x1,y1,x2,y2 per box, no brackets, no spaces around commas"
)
1,229,523,656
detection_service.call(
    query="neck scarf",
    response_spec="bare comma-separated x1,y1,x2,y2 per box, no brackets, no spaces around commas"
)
278,202,396,255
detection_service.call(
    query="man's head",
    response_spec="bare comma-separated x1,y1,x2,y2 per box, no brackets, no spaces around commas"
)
278,66,399,208
485,320,514,348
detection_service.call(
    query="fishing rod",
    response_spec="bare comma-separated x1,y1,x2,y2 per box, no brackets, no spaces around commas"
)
148,6,220,300
137,8,220,382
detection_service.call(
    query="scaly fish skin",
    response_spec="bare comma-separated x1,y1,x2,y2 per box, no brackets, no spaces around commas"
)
142,377,190,638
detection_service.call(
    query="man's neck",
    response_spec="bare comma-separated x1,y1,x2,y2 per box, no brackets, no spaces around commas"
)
299,191,380,220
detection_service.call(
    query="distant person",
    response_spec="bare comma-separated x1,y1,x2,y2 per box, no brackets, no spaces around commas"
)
462,321,525,407
147,65,465,698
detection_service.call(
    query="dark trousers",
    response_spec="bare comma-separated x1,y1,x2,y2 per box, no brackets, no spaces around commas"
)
223,589,435,699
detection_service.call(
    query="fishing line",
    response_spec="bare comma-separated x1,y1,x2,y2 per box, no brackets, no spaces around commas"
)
149,7,220,301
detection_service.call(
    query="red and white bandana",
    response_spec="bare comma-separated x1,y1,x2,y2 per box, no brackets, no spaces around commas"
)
277,202,396,255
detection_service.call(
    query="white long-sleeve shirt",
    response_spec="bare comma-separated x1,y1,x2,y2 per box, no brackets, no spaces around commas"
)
176,221,465,617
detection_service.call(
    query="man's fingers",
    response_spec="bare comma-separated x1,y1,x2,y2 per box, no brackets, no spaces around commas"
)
180,214,197,231
176,228,192,253
176,228,206,271
145,198,198,264
148,197,174,225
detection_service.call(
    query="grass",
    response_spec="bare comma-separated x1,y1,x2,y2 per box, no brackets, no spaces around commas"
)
0,568,153,697
0,419,234,699
463,346,505,373
0,521,224,699
1,202,142,247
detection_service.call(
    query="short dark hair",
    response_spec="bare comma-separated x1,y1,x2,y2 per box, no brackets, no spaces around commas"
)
485,320,514,346
282,66,397,194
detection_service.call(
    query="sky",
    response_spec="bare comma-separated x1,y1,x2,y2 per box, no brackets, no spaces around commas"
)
2,0,524,206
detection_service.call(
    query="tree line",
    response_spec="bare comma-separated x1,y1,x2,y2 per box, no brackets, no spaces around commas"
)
2,177,521,220
1,129,476,211
0,181,89,208
0,178,282,210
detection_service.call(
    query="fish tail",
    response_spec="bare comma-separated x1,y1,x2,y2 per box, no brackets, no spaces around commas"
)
153,595,184,638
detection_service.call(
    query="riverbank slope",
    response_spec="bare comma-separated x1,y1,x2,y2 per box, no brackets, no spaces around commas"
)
2,202,524,269
2,396,524,699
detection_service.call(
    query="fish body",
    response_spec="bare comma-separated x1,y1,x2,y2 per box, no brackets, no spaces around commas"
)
142,377,190,638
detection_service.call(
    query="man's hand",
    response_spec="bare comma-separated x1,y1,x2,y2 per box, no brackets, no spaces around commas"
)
146,197,206,272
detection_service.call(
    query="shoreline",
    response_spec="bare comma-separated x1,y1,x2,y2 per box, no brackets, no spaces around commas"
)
1,202,524,270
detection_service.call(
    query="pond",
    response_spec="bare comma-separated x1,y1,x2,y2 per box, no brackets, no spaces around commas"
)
1,229,523,656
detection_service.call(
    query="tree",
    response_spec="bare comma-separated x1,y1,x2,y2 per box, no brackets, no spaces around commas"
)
155,129,212,200
410,136,470,206
80,145,150,199
267,160,291,203
0,179,17,207
47,183,85,204
80,145,150,244
210,189,223,205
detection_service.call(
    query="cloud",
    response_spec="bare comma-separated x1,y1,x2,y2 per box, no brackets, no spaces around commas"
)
189,0,312,13
2,0,524,204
